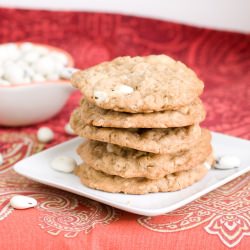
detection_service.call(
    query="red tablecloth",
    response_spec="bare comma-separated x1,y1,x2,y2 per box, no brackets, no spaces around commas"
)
0,7,250,250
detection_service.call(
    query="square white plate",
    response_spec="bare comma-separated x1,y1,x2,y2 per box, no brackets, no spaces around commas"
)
14,132,250,216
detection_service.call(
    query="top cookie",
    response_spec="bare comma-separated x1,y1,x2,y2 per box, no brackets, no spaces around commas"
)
71,55,204,113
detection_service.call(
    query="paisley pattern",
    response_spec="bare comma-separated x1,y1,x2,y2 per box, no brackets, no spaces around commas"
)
0,133,117,237
38,193,118,237
0,133,43,172
0,7,249,250
138,173,250,248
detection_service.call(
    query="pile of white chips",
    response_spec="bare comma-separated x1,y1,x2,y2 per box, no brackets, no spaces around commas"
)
0,42,70,86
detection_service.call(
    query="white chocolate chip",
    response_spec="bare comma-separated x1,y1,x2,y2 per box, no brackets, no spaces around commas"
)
0,79,11,86
0,67,3,78
51,156,77,173
0,153,3,165
94,90,108,103
106,144,115,153
204,162,211,170
37,127,54,143
21,63,35,77
32,74,46,82
64,123,75,135
114,84,134,94
60,67,78,79
51,52,68,65
215,155,241,169
0,47,9,62
180,106,189,114
33,46,49,55
22,77,31,84
19,42,34,52
17,62,31,80
54,63,64,74
10,195,37,209
33,56,56,75
0,43,71,84
4,43,19,61
23,51,40,64
3,64,25,84
46,73,59,81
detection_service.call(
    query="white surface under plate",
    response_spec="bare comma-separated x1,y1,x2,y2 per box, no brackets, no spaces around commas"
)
14,132,250,216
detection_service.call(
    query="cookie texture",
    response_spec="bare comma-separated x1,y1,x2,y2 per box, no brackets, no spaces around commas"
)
75,158,212,194
77,129,211,179
79,98,206,128
71,109,202,154
71,55,204,113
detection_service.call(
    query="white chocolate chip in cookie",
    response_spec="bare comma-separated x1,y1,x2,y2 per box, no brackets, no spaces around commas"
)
106,143,124,155
93,90,108,103
51,156,77,173
204,162,211,170
113,84,134,94
71,55,204,113
64,123,75,135
106,144,114,153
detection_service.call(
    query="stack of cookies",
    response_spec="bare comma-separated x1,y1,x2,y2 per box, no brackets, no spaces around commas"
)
70,55,213,194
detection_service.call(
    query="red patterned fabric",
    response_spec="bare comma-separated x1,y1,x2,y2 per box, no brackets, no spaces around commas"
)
0,7,250,250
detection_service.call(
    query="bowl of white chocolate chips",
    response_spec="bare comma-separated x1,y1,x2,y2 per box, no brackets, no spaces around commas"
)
0,42,75,126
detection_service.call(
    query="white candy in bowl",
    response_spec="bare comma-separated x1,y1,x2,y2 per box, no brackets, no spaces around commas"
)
0,42,76,126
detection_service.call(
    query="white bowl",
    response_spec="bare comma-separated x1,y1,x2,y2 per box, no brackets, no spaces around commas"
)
0,43,75,127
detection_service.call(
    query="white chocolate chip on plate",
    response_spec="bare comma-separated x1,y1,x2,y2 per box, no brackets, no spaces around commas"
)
37,127,54,143
10,195,37,209
50,156,77,173
215,155,241,169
